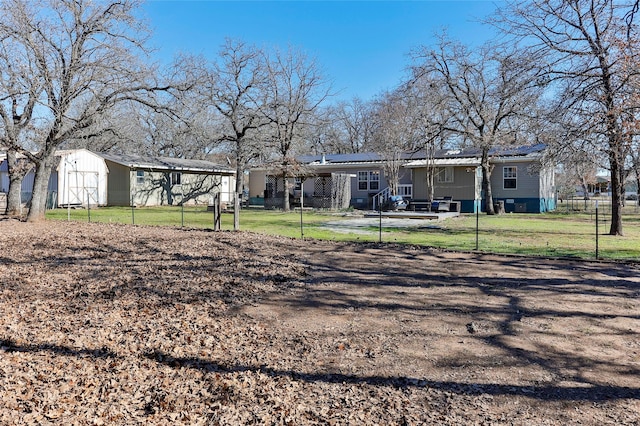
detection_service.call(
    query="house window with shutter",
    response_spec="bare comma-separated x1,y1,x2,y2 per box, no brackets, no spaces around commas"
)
504,166,517,189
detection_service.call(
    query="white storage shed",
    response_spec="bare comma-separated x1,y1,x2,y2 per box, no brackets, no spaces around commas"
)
53,149,109,207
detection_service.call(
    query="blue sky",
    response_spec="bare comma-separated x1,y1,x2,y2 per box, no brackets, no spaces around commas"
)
142,1,501,102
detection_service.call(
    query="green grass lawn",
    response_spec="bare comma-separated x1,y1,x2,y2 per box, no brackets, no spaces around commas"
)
46,205,640,261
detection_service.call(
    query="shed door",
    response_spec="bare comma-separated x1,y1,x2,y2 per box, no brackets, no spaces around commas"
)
67,171,99,206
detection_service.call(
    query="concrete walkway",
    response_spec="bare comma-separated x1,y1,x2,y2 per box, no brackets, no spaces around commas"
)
321,211,459,235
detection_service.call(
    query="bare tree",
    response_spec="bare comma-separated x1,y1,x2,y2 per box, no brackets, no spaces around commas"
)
411,37,544,214
0,0,171,221
402,77,453,203
203,39,268,230
260,47,332,211
368,89,421,196
492,0,640,234
331,98,373,154
0,18,40,217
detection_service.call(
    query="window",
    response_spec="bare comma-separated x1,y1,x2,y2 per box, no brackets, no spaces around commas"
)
436,167,454,183
358,170,380,191
358,171,368,190
504,166,517,189
398,184,413,198
136,170,145,185
293,177,302,190
171,172,182,186
369,171,379,190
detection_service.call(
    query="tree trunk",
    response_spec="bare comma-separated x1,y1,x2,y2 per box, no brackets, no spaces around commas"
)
481,149,495,215
608,151,624,236
5,150,29,217
26,155,53,222
282,173,290,212
233,164,243,231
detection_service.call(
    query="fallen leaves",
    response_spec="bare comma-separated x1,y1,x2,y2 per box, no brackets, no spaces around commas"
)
0,220,639,425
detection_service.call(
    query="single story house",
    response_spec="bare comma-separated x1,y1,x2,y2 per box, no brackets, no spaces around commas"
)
99,152,235,207
405,144,555,213
0,150,36,204
1,149,236,208
250,144,555,213
249,153,417,209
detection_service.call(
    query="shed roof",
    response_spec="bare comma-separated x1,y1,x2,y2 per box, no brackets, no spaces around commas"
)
98,152,235,175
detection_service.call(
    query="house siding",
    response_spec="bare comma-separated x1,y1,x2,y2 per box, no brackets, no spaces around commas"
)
490,163,539,199
105,160,132,206
131,170,221,207
249,169,267,199
252,163,412,210
490,161,555,213
411,166,477,201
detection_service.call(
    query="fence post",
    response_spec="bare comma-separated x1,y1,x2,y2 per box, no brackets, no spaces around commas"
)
300,180,304,239
213,193,221,231
475,198,479,250
595,200,599,259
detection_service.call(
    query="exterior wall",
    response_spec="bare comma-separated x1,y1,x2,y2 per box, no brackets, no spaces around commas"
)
219,175,234,204
252,163,412,210
248,169,267,198
0,164,48,204
131,170,222,207
539,165,556,212
489,161,554,213
411,166,478,212
56,150,109,206
105,161,132,206
490,162,540,199
410,160,554,214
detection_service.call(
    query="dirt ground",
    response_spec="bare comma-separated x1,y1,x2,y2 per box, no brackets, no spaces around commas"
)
0,219,639,425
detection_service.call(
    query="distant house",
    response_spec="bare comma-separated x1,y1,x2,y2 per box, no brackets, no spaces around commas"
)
1,149,236,209
250,145,555,213
0,150,36,204
99,152,235,207
249,153,417,209
405,144,555,213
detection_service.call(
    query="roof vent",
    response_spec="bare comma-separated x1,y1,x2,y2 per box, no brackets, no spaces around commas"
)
320,154,326,164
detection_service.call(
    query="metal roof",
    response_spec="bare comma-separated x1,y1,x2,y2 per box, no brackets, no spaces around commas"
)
404,158,481,168
297,144,546,166
298,151,424,165
98,152,235,175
